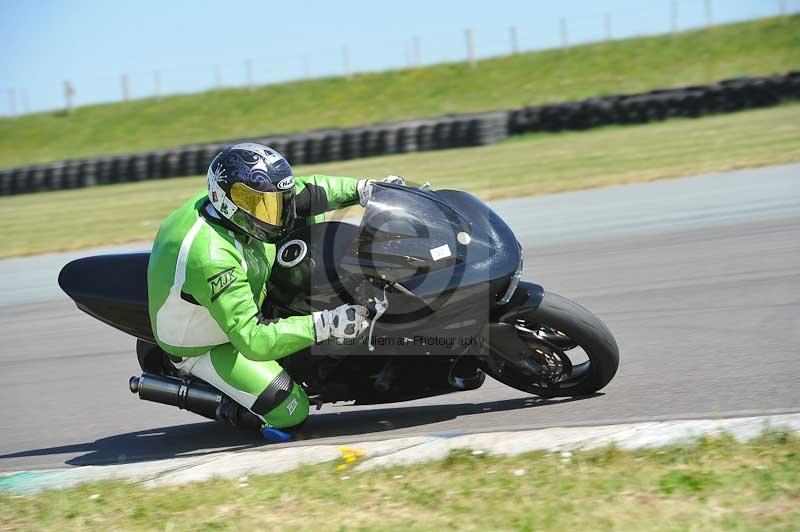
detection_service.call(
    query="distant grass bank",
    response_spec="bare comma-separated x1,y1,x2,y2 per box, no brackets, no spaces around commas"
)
1,432,798,531
0,15,798,169
1,103,798,259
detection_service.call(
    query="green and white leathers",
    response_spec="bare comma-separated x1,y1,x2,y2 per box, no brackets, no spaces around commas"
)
147,173,360,429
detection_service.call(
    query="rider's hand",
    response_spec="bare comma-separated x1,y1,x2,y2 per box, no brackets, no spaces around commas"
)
313,304,370,342
357,175,406,207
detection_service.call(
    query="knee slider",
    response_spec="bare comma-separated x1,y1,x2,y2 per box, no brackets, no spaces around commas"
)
252,371,309,429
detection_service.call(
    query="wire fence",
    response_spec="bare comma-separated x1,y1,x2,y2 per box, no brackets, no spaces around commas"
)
2,0,798,117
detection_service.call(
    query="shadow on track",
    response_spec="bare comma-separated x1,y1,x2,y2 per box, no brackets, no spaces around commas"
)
0,394,597,468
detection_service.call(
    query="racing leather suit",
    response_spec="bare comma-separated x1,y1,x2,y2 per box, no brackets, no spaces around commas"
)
147,174,360,429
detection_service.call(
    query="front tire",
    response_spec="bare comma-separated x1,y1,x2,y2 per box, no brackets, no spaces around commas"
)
488,291,619,397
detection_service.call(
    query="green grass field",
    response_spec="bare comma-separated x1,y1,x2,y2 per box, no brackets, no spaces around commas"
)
2,102,798,258
0,16,798,169
1,432,798,531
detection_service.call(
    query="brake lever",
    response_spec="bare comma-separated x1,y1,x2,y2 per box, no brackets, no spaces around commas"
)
367,287,388,352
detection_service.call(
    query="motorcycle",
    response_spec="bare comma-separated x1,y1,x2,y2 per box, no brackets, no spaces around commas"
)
58,182,619,433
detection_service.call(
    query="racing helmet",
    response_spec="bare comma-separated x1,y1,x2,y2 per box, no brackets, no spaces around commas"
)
207,143,296,242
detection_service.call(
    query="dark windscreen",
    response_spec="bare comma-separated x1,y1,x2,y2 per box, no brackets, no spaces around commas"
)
350,184,472,283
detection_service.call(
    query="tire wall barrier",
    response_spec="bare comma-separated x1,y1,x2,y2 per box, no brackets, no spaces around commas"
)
2,72,798,196
507,72,800,134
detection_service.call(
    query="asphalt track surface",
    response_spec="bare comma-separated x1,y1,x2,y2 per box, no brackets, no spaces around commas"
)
1,164,798,472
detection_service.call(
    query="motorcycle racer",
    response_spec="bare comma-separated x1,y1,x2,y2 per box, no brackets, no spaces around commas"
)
146,142,403,440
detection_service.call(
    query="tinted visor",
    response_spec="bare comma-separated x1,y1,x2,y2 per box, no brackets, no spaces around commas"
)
231,182,293,226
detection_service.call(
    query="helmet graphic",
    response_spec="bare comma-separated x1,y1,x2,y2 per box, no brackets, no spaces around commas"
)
207,143,296,242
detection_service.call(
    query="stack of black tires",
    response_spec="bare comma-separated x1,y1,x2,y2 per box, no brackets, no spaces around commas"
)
1,72,797,197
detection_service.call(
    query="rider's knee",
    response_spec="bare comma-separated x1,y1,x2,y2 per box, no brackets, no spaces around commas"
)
251,370,309,429
264,385,309,429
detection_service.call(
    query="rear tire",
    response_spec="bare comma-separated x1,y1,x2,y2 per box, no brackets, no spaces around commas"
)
489,291,619,397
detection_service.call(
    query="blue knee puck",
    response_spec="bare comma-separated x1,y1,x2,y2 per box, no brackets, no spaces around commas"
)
262,427,294,443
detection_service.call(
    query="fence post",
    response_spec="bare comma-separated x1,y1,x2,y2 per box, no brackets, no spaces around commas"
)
465,28,476,68
246,59,254,92
214,65,223,88
121,74,130,101
153,71,161,101
64,81,74,114
604,13,612,41
303,55,311,78
412,36,421,66
560,17,569,49
670,0,680,36
704,0,713,28
342,46,352,79
7,89,16,116
20,89,29,114
779,0,787,15
510,26,519,55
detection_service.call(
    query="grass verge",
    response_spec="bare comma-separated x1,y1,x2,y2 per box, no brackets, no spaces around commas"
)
1,103,798,259
0,15,798,168
1,432,798,531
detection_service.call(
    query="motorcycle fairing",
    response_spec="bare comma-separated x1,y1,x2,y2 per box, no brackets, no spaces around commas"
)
58,252,155,342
